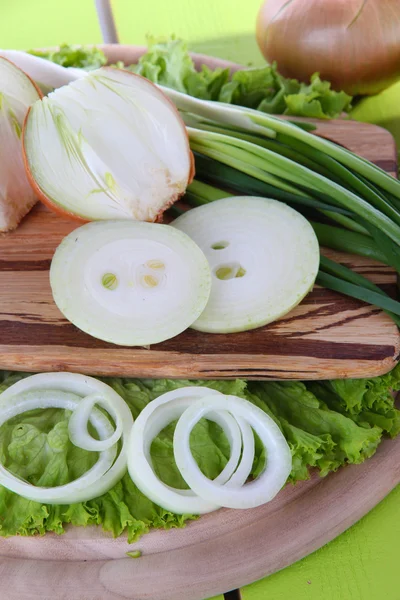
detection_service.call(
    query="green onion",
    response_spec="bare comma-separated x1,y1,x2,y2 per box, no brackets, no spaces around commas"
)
193,153,350,214
187,179,229,203
311,222,387,263
358,219,400,274
318,211,370,235
319,256,400,327
160,86,400,327
161,86,400,199
276,133,400,224
189,127,400,246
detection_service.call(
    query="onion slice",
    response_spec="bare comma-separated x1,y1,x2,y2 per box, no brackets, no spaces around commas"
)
127,387,254,514
0,372,133,504
172,196,320,333
50,220,211,346
68,392,123,451
0,57,42,231
23,67,194,222
174,395,292,509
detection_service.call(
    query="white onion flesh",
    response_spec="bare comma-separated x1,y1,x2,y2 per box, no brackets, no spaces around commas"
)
0,57,41,231
50,220,211,346
0,50,85,89
24,67,193,221
172,196,320,333
128,386,291,514
174,395,292,509
68,392,123,451
128,387,254,514
0,372,133,504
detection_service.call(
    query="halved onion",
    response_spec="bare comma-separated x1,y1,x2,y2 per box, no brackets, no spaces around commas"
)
128,387,254,514
0,57,42,231
23,67,194,222
174,395,292,509
172,196,320,333
0,372,133,504
50,220,211,346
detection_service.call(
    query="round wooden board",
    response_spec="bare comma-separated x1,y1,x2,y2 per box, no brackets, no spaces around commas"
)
1,436,399,600
0,46,399,600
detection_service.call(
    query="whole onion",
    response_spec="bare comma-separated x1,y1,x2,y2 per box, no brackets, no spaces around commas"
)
256,0,400,95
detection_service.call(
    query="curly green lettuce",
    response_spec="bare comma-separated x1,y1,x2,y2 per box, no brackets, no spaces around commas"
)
133,37,352,117
28,44,107,70
32,38,352,118
0,366,398,541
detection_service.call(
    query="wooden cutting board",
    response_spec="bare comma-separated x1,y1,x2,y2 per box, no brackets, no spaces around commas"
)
0,118,398,380
1,434,399,600
0,47,400,600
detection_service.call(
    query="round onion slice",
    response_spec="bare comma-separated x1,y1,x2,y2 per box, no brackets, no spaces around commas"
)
174,395,292,509
128,387,254,514
68,392,123,451
172,196,320,333
0,57,42,232
50,220,211,346
23,67,193,222
0,372,133,504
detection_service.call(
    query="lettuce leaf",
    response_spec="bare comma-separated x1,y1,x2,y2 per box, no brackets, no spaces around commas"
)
28,44,107,70
34,39,351,118
307,362,400,437
132,38,352,118
0,368,397,540
249,381,382,476
133,37,230,101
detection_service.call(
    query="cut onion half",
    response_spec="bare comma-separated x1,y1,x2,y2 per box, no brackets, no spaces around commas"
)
174,395,292,509
127,387,254,514
50,220,211,346
172,196,320,333
0,372,133,504
23,67,194,222
0,57,42,231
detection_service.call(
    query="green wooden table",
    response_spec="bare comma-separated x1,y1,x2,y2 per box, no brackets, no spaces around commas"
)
0,1,398,598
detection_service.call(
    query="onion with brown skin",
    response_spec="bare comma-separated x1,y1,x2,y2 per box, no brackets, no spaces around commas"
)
256,0,400,96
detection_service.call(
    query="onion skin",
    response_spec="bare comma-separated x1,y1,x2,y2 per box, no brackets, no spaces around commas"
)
22,67,195,223
256,0,400,96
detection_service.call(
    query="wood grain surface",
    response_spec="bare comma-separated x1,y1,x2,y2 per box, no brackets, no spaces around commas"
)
1,434,399,600
0,125,398,378
0,47,398,382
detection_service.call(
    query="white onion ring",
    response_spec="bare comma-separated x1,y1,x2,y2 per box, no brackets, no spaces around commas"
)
174,395,292,509
128,387,254,514
224,415,255,488
68,392,123,451
0,373,133,504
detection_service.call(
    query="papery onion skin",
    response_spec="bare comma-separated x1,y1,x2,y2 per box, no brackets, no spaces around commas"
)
256,0,400,96
22,67,195,224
